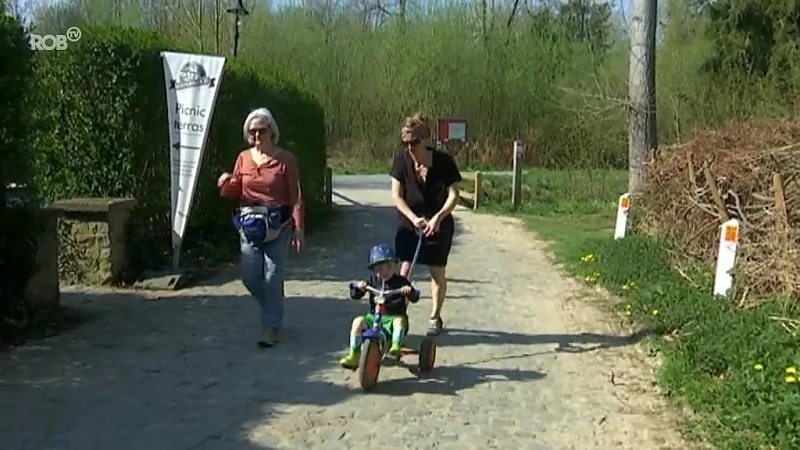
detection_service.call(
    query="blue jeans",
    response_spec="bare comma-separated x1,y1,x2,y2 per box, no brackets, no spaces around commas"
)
240,226,291,329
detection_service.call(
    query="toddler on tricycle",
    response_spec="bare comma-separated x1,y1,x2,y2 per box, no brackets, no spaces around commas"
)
340,243,437,391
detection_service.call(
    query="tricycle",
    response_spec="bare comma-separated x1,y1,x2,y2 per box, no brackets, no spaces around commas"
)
348,282,437,392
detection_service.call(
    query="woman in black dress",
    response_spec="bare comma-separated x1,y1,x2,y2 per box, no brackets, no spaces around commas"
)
390,113,462,336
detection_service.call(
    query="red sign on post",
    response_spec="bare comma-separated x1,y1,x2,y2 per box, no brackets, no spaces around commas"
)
437,118,468,142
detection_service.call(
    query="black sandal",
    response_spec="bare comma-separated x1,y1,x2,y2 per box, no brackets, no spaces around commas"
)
425,317,443,336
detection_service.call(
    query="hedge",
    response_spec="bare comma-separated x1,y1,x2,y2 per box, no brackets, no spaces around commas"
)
30,26,327,272
1,2,41,341
0,3,34,191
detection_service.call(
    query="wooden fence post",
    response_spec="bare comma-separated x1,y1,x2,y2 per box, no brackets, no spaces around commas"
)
473,171,483,210
512,140,524,211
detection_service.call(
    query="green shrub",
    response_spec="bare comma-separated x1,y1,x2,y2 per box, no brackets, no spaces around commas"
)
573,233,800,449
1,1,40,340
31,26,327,273
0,2,35,189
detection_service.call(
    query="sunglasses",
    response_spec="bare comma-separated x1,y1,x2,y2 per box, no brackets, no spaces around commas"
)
402,138,422,147
248,127,269,136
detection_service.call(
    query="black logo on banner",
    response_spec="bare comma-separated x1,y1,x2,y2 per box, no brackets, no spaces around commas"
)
168,62,216,90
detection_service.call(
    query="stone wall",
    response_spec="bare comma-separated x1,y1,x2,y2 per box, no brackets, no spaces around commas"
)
52,198,136,286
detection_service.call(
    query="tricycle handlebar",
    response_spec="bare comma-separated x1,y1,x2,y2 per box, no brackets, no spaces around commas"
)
350,282,419,298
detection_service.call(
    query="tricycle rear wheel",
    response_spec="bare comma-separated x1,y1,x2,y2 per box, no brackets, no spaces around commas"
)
358,339,382,391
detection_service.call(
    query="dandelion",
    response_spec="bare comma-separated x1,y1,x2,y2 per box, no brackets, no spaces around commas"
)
753,363,763,371
652,309,660,316
625,310,632,316
580,253,596,263
786,366,797,375
785,376,797,383
584,271,600,283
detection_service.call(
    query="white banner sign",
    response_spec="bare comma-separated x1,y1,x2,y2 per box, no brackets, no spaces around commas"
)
161,51,226,268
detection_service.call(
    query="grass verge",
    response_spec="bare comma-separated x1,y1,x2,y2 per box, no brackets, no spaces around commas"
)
479,170,800,450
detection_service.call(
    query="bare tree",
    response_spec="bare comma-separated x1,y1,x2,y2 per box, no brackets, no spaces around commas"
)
627,0,657,194
180,0,205,51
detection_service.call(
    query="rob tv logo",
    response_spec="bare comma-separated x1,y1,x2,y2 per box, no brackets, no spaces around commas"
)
29,27,82,51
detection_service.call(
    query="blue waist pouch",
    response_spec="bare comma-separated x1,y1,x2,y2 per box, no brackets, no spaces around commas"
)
233,206,289,245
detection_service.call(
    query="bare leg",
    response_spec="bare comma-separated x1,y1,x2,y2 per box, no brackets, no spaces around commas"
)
340,317,368,368
390,316,407,351
350,316,367,337
428,265,447,324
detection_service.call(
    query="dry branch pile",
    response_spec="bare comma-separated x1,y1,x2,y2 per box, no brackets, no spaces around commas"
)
639,119,800,303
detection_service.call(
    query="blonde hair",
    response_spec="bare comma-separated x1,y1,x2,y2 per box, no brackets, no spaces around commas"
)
243,107,280,145
401,112,431,140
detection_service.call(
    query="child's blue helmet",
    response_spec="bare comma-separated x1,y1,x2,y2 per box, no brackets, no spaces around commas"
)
368,244,396,269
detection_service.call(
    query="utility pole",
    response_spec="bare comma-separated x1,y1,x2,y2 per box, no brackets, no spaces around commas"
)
628,0,657,194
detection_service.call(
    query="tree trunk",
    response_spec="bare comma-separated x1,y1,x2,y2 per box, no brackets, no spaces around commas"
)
627,0,657,194
214,0,220,54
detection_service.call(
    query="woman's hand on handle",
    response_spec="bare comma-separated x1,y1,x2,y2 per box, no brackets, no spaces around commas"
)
412,216,428,231
424,213,442,237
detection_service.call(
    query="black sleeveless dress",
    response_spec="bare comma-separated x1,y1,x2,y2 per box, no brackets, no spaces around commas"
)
389,148,463,267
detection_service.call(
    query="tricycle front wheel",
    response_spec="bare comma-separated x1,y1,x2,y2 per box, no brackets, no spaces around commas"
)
358,339,382,391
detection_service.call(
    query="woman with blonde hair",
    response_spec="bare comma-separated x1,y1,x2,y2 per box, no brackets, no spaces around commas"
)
217,107,305,348
390,113,462,336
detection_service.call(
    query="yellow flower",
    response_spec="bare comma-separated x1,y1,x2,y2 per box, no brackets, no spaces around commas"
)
753,363,763,371
785,376,797,383
625,304,632,310
652,309,659,316
786,366,797,375
580,253,596,263
625,310,632,316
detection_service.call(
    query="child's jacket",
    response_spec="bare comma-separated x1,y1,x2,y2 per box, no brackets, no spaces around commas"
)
350,274,419,316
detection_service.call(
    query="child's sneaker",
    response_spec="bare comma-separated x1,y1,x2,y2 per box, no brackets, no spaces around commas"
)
389,342,402,357
339,351,360,369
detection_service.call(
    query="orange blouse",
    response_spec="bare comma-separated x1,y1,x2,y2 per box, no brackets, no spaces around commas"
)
219,149,305,230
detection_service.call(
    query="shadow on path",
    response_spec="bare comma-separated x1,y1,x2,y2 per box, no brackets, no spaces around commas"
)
0,290,370,448
375,365,547,397
440,328,652,354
